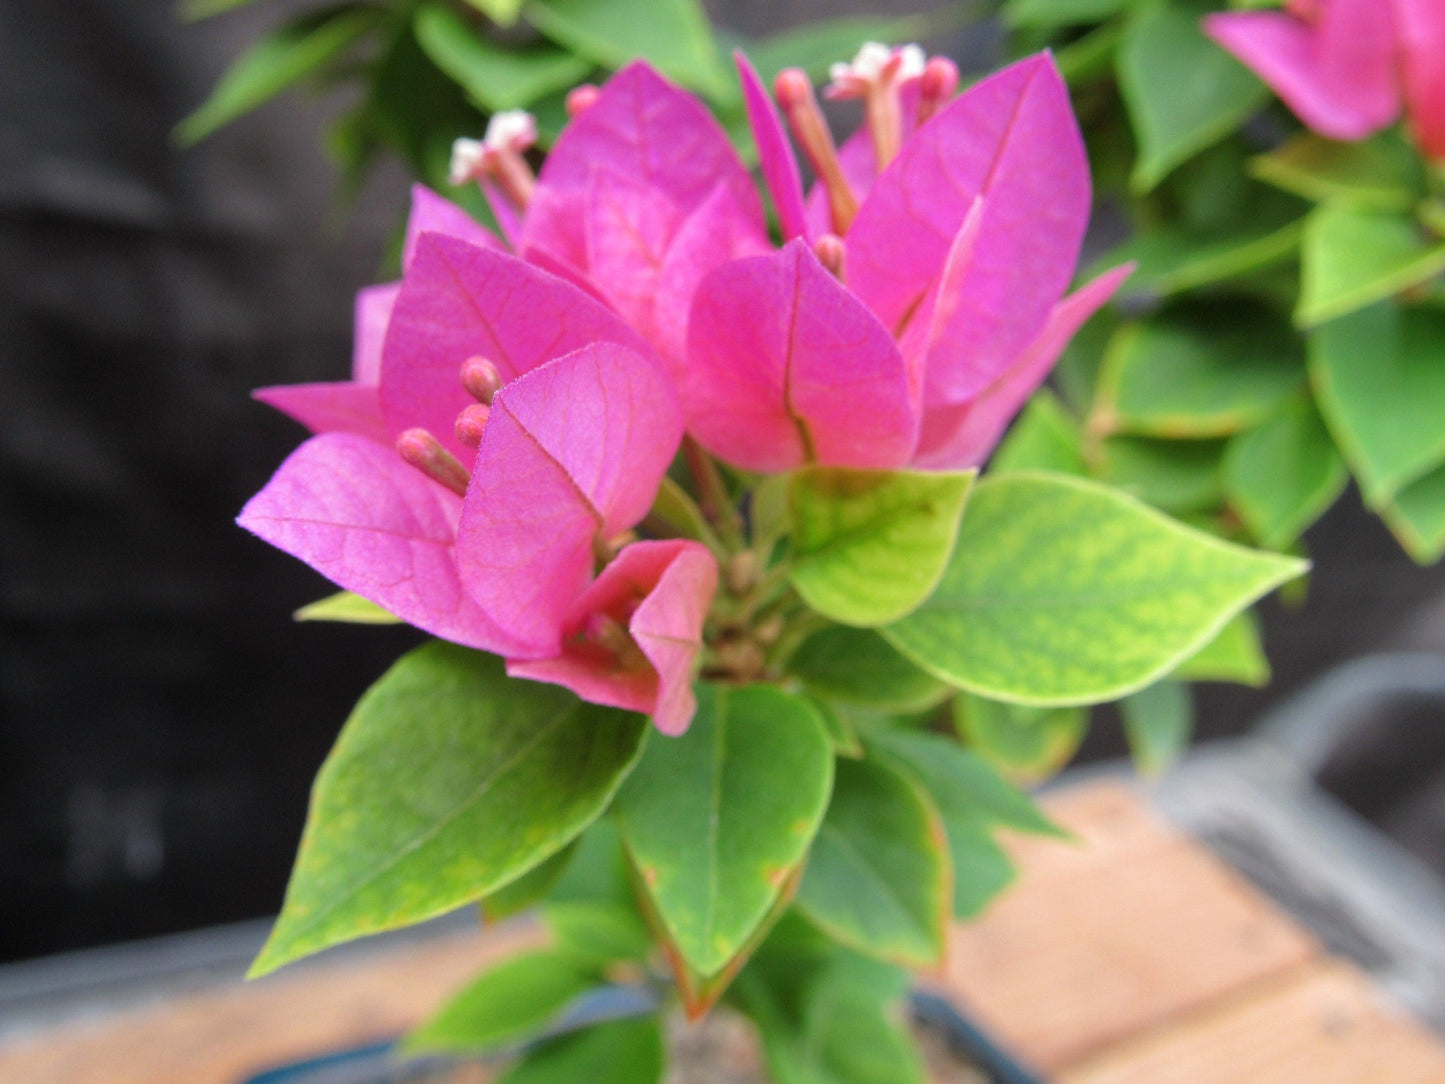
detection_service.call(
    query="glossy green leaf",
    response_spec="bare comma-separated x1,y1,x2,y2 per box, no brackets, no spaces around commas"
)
415,4,591,112
991,390,1087,476
293,591,402,624
953,694,1087,783
806,696,864,758
1100,216,1304,300
1101,436,1227,515
1297,207,1445,327
788,468,975,627
1173,611,1269,686
613,685,832,977
463,0,527,26
795,757,948,967
549,818,633,907
946,829,1018,920
789,626,952,712
177,7,383,144
1225,398,1347,550
251,645,647,976
1310,303,1445,505
885,473,1307,705
525,0,729,101
1250,131,1424,212
1101,303,1305,438
1121,679,1193,775
1006,0,1132,28
542,900,652,963
1380,464,1445,564
480,843,576,922
499,1016,664,1084
408,948,595,1052
1117,0,1268,192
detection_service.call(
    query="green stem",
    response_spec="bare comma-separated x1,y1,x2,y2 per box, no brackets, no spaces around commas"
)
683,437,744,551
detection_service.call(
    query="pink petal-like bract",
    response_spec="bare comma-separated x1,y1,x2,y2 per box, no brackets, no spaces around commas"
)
1397,0,1445,160
1204,1,1400,141
402,184,504,270
913,265,1133,470
847,55,1091,404
685,238,919,472
457,343,684,657
507,540,718,735
253,282,399,443
236,432,527,653
736,50,809,242
379,233,657,462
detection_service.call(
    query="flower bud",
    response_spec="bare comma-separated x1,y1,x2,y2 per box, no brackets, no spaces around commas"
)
396,428,471,497
460,356,503,404
566,84,601,117
454,404,491,449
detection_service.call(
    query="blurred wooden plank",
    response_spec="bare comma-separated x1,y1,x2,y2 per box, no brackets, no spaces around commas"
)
0,924,538,1084
1060,961,1445,1084
940,782,1320,1073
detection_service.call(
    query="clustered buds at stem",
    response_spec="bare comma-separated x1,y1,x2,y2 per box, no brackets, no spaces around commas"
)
454,404,491,449
918,56,960,125
826,42,926,170
813,233,847,280
566,84,600,118
449,110,538,212
775,67,858,235
459,356,503,405
396,428,471,497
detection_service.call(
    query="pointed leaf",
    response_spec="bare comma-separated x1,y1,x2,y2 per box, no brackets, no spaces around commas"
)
1121,679,1193,776
1298,207,1445,327
542,900,653,964
795,756,949,967
480,843,577,921
953,694,1087,784
1310,302,1445,505
1249,132,1424,212
789,627,950,712
990,390,1087,476
1119,0,1268,191
1173,610,1270,686
294,591,401,625
1380,463,1445,564
685,241,918,473
613,685,833,977
498,1016,664,1084
1101,436,1227,516
884,472,1307,705
1225,397,1347,550
250,645,647,975
415,3,591,112
788,468,975,627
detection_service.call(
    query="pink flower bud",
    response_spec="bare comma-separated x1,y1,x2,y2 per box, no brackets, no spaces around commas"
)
395,428,471,497
454,404,491,449
459,356,503,404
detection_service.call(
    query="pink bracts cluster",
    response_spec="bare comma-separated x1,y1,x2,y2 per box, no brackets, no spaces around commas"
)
1205,0,1445,161
239,47,1123,735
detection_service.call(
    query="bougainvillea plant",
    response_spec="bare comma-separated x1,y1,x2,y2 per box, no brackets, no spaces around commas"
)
240,45,1304,1082
997,0,1445,578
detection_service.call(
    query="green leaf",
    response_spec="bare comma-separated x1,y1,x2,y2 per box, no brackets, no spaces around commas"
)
884,472,1307,705
1117,0,1268,192
789,627,952,712
542,900,652,963
613,685,833,977
415,3,592,112
1250,131,1424,212
499,1016,664,1084
176,6,383,144
795,756,949,967
1297,207,1445,327
798,958,928,1084
1121,679,1193,775
1006,0,1133,27
806,696,865,758
293,591,402,624
549,818,633,907
650,476,723,552
788,468,975,627
1099,216,1305,300
945,829,1018,920
1379,463,1445,564
1101,436,1227,516
1100,303,1305,438
408,948,596,1053
524,0,729,101
179,0,272,20
1310,303,1445,505
463,0,527,26
251,645,647,976
991,390,1087,476
1224,398,1347,549
480,843,576,921
953,694,1087,783
1173,611,1269,686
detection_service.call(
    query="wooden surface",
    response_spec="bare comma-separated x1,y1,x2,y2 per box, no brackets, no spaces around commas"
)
5,781,1445,1082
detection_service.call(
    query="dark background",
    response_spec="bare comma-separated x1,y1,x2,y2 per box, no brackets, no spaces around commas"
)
2,0,1442,965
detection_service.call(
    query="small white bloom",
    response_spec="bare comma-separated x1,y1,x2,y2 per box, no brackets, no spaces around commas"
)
448,138,486,186
895,44,926,81
484,109,538,154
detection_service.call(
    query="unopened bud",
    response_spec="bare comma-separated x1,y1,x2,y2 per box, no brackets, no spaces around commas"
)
460,356,503,404
725,551,759,595
918,57,960,124
566,84,601,117
813,233,846,280
396,428,471,497
454,404,491,449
